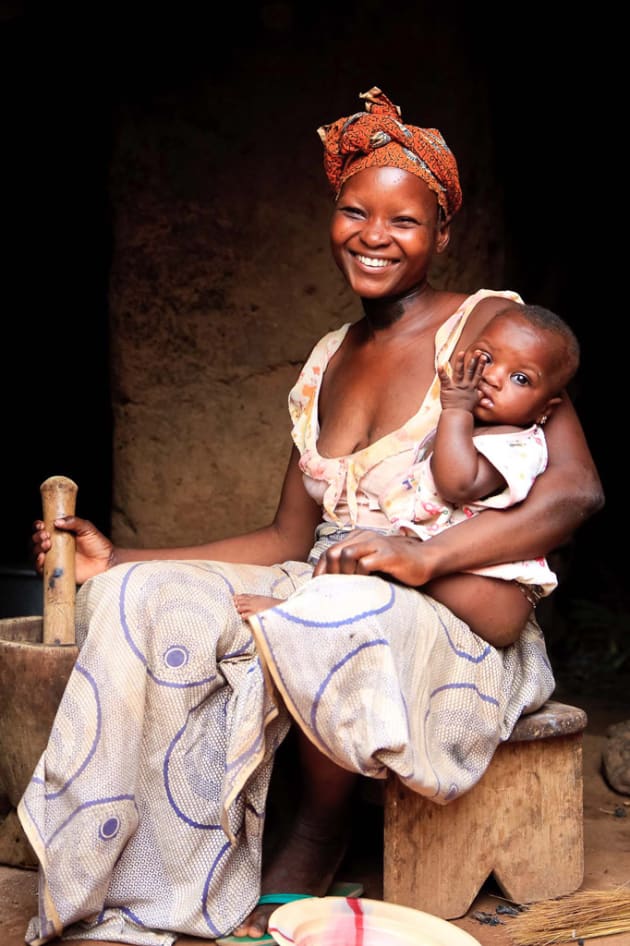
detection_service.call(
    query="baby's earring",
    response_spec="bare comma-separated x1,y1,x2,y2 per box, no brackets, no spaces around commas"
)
538,413,548,426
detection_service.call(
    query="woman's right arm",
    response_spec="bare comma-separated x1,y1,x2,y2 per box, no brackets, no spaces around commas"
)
32,447,323,584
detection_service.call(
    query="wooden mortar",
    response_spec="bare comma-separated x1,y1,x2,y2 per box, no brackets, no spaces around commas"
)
0,475,79,867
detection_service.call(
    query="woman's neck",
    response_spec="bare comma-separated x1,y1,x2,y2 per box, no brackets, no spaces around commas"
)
360,282,439,335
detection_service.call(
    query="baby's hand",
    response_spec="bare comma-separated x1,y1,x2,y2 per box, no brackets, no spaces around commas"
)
437,350,487,412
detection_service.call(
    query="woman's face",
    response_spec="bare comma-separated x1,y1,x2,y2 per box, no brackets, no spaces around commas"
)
329,166,449,299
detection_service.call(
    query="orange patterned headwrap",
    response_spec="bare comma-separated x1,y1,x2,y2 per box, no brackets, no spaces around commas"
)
317,86,462,219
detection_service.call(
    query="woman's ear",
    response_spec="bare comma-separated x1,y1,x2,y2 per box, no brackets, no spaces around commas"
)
435,219,451,255
537,395,563,425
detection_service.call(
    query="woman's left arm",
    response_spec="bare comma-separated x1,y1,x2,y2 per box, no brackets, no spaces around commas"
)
314,395,604,585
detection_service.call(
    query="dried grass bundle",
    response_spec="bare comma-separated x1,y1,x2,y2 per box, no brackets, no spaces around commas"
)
509,887,630,945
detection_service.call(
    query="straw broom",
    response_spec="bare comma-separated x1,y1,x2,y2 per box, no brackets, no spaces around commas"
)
509,888,630,945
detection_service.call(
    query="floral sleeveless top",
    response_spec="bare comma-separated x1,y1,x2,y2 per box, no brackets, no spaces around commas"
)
288,288,523,531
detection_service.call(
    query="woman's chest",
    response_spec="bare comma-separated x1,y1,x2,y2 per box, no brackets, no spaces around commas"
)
317,342,437,458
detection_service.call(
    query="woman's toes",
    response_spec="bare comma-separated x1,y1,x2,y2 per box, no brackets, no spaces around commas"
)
232,909,269,938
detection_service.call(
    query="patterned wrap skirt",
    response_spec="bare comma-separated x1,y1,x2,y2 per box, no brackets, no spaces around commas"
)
18,528,554,944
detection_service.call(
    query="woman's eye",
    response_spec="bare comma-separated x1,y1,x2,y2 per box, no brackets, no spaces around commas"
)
339,205,364,219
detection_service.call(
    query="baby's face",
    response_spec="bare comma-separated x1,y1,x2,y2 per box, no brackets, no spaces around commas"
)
468,313,563,426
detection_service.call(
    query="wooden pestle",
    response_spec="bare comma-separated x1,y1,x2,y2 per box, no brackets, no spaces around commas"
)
40,475,78,645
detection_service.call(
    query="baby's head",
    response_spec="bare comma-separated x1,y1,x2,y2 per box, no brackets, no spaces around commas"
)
469,303,580,427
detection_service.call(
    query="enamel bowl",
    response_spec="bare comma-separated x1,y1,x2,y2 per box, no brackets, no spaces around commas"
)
268,896,482,946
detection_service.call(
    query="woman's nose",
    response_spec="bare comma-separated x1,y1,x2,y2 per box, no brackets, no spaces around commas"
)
360,218,389,245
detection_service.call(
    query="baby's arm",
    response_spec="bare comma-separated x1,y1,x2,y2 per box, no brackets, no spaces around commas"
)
432,352,507,503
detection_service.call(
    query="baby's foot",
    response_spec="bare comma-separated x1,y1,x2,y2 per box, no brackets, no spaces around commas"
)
234,594,282,617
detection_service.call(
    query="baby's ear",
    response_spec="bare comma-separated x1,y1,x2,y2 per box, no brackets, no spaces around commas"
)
538,395,563,425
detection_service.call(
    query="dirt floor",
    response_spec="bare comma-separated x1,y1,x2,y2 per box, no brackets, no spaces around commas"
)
1,674,629,946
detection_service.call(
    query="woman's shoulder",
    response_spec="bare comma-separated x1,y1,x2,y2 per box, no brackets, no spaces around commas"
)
294,323,352,383
433,288,521,355
288,322,352,420
453,288,524,345
464,287,523,321
435,288,522,326
308,322,353,359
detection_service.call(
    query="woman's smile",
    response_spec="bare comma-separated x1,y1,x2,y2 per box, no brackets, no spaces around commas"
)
352,252,397,269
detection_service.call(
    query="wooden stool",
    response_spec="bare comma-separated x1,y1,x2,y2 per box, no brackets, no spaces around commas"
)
383,699,587,919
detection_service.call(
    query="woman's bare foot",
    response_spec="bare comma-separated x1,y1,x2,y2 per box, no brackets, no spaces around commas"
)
231,813,350,938
231,722,358,938
234,593,282,617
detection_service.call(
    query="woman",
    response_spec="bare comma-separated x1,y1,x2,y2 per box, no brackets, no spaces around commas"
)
23,87,603,946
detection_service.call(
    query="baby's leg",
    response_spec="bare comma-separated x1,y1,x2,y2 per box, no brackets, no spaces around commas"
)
424,573,533,645
234,593,283,617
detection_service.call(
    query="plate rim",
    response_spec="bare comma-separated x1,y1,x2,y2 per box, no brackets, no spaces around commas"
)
268,895,482,946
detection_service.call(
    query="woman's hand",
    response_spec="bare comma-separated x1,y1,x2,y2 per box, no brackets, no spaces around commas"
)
312,529,434,587
32,516,116,585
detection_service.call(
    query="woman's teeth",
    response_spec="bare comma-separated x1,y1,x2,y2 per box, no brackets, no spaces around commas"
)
355,254,391,268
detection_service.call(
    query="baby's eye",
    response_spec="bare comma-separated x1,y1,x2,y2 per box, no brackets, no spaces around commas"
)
512,372,530,386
